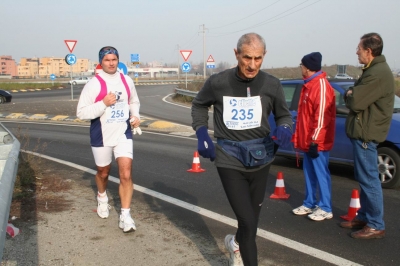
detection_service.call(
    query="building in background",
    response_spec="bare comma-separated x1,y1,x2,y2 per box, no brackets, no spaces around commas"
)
0,56,18,77
18,58,39,78
17,57,90,78
38,57,89,78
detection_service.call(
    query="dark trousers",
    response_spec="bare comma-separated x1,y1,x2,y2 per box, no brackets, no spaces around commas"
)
217,165,271,266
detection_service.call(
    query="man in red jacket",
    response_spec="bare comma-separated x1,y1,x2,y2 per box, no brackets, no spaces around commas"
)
292,52,336,221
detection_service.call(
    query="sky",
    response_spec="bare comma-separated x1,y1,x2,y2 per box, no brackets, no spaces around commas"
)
1,0,400,70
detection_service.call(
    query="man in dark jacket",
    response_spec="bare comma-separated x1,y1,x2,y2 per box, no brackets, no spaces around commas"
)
341,33,394,239
191,33,292,266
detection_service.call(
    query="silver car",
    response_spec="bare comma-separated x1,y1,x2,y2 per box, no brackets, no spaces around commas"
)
334,73,354,79
68,77,91,85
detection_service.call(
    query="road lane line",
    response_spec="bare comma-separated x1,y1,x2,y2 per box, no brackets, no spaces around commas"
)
22,150,362,266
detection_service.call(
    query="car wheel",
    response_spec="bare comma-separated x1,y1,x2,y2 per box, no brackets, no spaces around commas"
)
378,147,400,188
0,96,4,104
72,81,77,85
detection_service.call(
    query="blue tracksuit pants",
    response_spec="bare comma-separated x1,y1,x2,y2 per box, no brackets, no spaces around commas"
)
302,151,332,212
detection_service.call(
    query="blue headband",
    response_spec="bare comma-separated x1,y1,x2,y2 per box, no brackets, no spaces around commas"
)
99,47,119,63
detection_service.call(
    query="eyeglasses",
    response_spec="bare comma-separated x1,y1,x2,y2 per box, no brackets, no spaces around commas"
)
299,63,303,68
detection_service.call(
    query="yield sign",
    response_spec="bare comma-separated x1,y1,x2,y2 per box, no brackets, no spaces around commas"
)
64,40,77,53
207,55,215,62
180,50,192,61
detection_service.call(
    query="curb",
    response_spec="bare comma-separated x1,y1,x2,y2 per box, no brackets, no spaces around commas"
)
0,112,195,136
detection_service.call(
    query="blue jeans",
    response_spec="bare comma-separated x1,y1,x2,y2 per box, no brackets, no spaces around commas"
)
302,151,332,212
350,138,385,230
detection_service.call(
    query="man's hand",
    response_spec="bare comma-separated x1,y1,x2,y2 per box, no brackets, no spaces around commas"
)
130,117,142,135
271,124,292,148
130,116,141,128
196,126,215,162
308,143,319,158
103,91,116,106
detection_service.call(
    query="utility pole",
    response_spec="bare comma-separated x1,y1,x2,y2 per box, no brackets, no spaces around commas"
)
177,44,180,80
199,24,207,80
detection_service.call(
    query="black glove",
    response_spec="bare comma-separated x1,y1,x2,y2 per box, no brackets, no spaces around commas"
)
308,143,319,158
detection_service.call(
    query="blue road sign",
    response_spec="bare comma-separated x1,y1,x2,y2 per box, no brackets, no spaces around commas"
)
118,62,128,75
50,74,56,80
65,54,77,65
206,65,216,69
134,73,138,78
181,62,191,73
131,54,140,63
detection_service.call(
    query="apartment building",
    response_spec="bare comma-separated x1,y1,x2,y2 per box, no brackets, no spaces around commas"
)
38,57,90,78
18,58,40,78
0,56,18,77
17,57,90,78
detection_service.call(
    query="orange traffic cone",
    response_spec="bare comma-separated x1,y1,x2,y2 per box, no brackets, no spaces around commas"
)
340,189,361,221
270,172,290,199
187,151,206,173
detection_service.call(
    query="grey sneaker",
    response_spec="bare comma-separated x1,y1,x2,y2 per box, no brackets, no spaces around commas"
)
308,207,333,221
97,198,111,219
292,205,314,215
224,234,243,266
119,214,136,233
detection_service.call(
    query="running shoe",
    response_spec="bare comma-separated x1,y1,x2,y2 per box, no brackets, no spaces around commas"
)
308,207,333,221
97,198,111,219
119,214,136,233
224,234,243,266
292,205,314,215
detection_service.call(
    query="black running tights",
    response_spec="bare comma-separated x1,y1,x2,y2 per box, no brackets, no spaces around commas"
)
217,165,271,266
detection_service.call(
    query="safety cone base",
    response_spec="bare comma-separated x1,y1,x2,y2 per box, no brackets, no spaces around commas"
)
270,193,290,199
340,214,355,221
187,168,206,173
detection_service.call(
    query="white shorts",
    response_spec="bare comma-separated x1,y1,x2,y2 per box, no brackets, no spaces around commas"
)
91,137,133,167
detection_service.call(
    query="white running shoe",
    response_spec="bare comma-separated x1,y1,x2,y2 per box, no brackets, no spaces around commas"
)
97,198,111,219
292,205,314,215
119,214,136,233
224,234,244,266
308,207,333,221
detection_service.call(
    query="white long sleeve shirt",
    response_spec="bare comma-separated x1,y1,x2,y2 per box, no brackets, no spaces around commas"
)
77,71,140,147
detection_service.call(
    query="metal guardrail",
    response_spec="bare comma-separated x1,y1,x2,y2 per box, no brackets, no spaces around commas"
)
0,123,20,261
175,88,198,98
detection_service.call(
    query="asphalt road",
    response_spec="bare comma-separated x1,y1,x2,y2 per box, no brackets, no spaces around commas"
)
1,85,400,266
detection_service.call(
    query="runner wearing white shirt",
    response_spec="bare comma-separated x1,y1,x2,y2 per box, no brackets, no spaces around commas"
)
77,46,140,233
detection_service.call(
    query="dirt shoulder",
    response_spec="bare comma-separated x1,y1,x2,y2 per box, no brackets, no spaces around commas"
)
1,157,229,266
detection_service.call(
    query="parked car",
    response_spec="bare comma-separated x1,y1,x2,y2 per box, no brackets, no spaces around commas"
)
334,73,354,79
269,79,400,188
68,77,91,85
0,89,12,104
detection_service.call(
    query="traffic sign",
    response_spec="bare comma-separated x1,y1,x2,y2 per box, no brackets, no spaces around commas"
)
207,55,215,62
65,54,77,65
181,62,191,73
95,64,102,75
180,50,192,61
134,73,138,78
118,62,128,75
131,54,140,64
206,65,216,69
50,74,56,80
64,40,77,53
